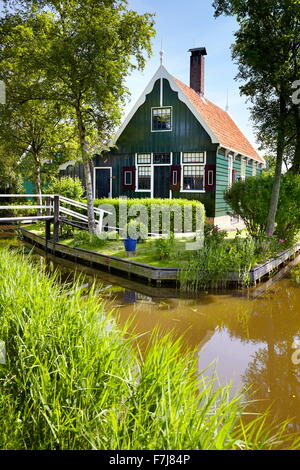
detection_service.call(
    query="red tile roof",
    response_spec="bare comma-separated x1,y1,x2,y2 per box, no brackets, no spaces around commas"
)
174,77,263,163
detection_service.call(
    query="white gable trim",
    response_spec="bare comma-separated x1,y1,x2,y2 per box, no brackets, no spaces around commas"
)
111,65,219,146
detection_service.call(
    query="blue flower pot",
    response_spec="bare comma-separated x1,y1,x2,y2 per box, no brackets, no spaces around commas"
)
124,238,137,252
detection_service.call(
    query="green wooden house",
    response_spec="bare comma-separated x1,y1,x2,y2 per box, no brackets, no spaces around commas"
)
60,48,265,229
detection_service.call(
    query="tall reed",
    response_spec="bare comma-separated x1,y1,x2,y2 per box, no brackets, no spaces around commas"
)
0,248,298,450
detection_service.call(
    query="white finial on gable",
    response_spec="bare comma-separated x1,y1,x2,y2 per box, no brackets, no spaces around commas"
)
160,40,164,66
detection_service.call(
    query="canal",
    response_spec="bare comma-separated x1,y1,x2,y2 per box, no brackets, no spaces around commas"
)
3,236,300,432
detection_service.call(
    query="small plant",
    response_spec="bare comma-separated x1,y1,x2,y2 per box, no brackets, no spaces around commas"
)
204,223,227,245
71,230,107,249
126,219,148,241
154,232,175,260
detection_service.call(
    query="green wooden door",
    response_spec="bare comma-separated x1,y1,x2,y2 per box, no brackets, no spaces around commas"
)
154,166,170,198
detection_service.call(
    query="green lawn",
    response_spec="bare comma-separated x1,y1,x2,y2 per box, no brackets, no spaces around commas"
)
21,224,249,268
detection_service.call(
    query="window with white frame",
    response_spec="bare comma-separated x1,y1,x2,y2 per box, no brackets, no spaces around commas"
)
182,165,204,191
181,152,206,191
241,158,246,181
124,171,132,186
228,155,233,187
208,170,214,186
137,153,151,164
137,166,151,190
182,152,205,164
252,161,257,176
152,107,172,131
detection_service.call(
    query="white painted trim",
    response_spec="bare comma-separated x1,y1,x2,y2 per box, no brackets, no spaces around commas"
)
111,65,219,146
151,106,173,133
180,151,206,193
160,77,163,107
135,152,173,198
58,160,78,171
124,171,133,187
93,167,112,199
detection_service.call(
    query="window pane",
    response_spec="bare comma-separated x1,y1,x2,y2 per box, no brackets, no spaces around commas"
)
153,153,171,164
183,152,204,163
124,171,132,186
208,170,213,186
152,107,172,131
138,166,151,190
183,165,204,190
137,154,151,164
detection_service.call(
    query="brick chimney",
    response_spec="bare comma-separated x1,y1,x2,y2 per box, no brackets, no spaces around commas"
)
189,47,207,96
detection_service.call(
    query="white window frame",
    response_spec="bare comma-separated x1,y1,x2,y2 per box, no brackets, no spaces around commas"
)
252,161,257,176
93,167,112,199
228,155,233,187
208,170,214,186
172,170,178,186
241,158,246,181
135,153,173,197
124,170,133,187
151,106,173,133
180,152,206,193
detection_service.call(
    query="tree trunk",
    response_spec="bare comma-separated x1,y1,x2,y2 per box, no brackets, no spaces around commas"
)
75,104,96,234
266,94,286,235
291,105,300,174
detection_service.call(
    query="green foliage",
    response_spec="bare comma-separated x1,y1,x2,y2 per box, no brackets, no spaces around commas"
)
154,232,175,260
94,198,205,234
126,219,148,241
179,234,257,291
224,173,300,243
47,177,85,200
204,223,227,244
71,230,107,249
0,247,298,449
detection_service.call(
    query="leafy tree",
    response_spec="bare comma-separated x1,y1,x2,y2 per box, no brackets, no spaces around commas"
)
224,173,300,243
213,0,300,234
0,11,78,203
4,1,155,233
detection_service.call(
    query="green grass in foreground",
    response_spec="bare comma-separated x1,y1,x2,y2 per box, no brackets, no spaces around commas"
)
0,247,299,450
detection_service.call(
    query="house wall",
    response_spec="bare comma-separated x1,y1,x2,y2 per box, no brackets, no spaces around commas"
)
92,78,218,217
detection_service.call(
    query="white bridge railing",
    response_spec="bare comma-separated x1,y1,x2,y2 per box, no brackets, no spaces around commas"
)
0,194,111,241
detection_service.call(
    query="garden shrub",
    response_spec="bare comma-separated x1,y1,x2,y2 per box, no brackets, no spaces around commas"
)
125,220,148,241
224,173,300,243
93,198,205,234
48,177,85,200
154,232,175,260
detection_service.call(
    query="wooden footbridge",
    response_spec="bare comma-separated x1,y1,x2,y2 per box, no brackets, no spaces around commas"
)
0,194,110,242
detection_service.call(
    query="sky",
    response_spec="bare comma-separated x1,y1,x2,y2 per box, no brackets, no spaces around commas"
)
124,0,261,154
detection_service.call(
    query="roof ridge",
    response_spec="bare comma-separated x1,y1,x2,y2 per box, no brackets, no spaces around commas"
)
172,75,263,163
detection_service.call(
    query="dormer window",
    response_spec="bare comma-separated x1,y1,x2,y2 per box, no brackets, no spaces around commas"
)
152,107,172,132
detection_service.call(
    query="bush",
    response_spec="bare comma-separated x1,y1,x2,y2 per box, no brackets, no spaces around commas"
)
125,219,148,240
93,198,205,234
154,232,175,260
48,177,84,200
224,173,300,243
204,223,227,245
71,230,107,249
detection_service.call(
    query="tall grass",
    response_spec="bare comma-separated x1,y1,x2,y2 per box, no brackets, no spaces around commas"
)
0,248,298,450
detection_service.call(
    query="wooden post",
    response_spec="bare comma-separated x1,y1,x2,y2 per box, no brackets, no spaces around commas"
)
53,195,60,243
45,219,51,254
46,196,51,217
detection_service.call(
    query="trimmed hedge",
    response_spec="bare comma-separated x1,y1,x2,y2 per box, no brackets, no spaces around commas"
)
93,198,206,233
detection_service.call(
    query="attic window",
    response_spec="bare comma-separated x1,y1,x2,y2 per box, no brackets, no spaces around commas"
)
152,107,172,132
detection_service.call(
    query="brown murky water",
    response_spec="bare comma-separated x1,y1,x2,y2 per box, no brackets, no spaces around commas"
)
14,242,300,431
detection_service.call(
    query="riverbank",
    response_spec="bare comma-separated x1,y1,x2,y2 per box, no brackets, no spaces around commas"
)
20,227,300,287
0,247,298,450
